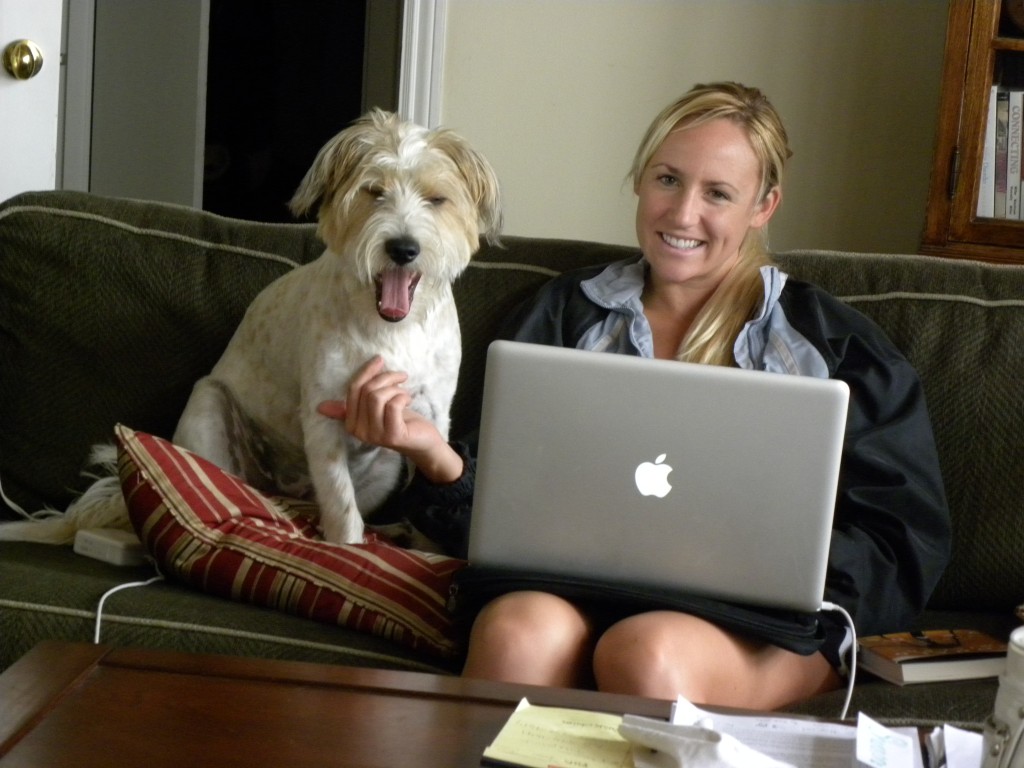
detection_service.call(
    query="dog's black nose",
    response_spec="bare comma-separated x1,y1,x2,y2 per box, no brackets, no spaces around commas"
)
385,237,420,265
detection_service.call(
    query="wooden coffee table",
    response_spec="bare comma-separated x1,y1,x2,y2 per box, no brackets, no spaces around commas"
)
0,641,672,767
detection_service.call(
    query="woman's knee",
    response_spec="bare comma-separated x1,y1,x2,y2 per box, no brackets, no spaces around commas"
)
472,591,587,639
592,611,694,699
462,592,594,687
593,611,842,708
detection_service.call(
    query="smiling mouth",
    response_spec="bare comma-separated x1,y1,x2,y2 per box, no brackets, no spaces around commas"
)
661,233,703,250
375,267,422,322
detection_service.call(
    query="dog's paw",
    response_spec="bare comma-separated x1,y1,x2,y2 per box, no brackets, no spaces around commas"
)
369,520,446,555
319,507,367,546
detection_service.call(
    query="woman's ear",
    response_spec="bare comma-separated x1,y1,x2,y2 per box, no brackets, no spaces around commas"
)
751,186,781,229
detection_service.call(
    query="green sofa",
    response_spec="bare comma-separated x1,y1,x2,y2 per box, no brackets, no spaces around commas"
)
1,190,1021,726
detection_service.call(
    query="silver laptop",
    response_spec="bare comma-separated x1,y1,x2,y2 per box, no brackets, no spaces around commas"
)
468,340,850,613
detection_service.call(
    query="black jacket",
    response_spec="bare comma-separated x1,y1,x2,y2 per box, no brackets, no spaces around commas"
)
392,258,951,643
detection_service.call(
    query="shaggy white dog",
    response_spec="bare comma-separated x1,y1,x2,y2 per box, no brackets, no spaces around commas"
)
0,109,502,546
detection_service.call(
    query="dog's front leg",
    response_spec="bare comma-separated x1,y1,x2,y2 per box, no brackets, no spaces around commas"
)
302,411,367,544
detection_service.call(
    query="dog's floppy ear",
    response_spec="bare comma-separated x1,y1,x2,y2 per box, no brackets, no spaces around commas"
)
431,130,503,246
289,111,386,220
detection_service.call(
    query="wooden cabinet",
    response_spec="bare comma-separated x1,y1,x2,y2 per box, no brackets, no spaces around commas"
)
921,1,1024,263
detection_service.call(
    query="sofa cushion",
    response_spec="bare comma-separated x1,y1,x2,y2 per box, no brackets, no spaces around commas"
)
116,424,466,658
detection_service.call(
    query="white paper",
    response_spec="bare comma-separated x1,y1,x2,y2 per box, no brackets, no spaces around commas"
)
926,724,984,768
667,696,923,768
946,725,984,768
621,716,796,768
670,696,855,768
855,712,916,768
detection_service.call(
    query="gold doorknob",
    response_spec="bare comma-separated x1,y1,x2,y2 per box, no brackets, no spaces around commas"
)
3,39,44,80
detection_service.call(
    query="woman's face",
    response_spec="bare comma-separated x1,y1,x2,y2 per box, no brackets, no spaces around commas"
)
634,117,779,296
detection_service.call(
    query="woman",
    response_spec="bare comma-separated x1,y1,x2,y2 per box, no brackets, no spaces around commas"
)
325,82,951,710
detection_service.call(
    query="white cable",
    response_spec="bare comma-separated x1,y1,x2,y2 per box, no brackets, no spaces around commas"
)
0,470,36,519
2,464,167,643
0,468,73,521
0,449,119,522
821,600,857,721
93,570,164,644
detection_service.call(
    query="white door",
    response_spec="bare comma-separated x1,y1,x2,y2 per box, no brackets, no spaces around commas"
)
0,0,63,201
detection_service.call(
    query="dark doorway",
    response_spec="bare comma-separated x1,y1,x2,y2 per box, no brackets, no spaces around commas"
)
202,0,400,223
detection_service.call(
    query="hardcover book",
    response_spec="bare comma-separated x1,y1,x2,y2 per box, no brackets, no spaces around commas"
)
979,85,998,218
1008,90,1023,219
858,629,1007,686
996,89,1010,219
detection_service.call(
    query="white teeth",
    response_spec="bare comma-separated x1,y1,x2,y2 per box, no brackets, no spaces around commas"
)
662,233,702,249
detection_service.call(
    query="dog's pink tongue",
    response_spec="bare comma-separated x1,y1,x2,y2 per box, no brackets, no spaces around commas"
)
378,268,415,321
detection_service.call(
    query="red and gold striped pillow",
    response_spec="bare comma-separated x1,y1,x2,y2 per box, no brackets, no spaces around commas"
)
114,424,466,658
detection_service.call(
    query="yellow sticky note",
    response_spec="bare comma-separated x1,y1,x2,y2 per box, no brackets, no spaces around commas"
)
483,699,634,768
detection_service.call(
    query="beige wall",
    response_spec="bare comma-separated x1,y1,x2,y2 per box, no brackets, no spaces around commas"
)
440,0,948,254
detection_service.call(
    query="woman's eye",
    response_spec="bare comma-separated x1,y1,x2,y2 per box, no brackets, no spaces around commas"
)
709,189,731,202
656,174,678,187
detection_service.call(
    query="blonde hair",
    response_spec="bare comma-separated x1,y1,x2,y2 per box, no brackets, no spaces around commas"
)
629,82,792,367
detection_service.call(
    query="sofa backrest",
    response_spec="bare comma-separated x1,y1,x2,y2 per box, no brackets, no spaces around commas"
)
771,249,1024,614
449,237,638,438
2,191,1021,616
0,191,324,514
0,192,625,517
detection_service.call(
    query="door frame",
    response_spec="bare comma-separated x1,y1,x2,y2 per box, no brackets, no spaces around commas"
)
57,0,445,196
399,0,446,127
59,0,94,191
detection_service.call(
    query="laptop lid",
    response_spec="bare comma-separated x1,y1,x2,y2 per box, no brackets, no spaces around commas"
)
468,340,850,613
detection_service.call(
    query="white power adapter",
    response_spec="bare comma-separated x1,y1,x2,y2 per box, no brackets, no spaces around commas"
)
73,528,148,567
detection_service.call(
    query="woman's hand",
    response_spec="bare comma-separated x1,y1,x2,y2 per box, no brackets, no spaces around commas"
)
317,356,464,484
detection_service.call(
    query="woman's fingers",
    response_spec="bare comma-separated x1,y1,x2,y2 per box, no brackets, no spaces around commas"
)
317,400,347,420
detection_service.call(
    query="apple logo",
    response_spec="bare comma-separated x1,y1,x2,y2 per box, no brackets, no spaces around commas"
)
634,453,673,498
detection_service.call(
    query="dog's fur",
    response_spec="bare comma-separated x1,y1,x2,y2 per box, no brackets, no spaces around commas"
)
0,109,501,546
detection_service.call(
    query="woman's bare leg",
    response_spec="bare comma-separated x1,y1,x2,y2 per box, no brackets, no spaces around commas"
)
461,591,595,689
593,611,842,709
